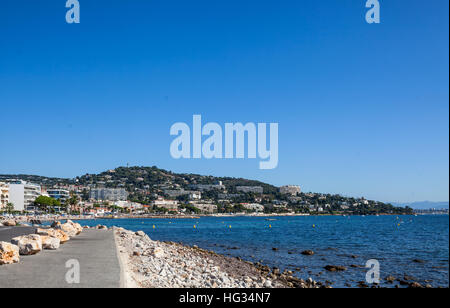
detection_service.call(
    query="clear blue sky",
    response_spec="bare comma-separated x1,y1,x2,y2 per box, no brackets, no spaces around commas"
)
0,0,448,203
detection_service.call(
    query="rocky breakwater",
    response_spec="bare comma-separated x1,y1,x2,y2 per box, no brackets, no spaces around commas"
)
51,220,83,237
0,220,83,266
11,234,43,255
0,242,20,265
0,219,18,227
114,228,325,288
36,228,70,244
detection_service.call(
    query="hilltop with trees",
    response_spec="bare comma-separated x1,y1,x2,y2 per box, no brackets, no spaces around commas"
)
1,166,413,215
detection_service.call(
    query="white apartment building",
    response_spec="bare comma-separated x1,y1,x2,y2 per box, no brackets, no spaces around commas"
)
191,181,226,192
0,182,9,210
90,188,128,201
8,180,42,211
236,186,264,194
189,191,202,200
195,203,217,213
151,198,179,211
279,185,301,196
189,201,217,213
47,189,70,204
243,203,265,212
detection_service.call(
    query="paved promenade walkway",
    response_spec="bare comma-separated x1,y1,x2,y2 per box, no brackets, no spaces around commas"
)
0,226,35,242
0,229,121,288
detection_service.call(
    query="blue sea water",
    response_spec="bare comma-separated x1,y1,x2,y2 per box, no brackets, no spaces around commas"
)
75,215,449,288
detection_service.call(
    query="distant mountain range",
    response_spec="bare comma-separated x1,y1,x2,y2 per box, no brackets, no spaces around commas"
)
392,201,449,210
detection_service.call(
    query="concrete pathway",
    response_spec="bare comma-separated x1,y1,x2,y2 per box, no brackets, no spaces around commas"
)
0,229,121,288
0,226,35,242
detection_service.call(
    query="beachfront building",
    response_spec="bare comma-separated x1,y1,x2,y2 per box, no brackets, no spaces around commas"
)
90,188,128,201
242,203,264,212
151,198,179,211
192,203,217,213
0,182,9,210
8,180,41,211
236,186,264,194
279,185,301,196
113,200,143,211
47,189,70,204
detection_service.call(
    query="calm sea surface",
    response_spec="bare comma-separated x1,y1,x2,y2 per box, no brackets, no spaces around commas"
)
75,215,449,288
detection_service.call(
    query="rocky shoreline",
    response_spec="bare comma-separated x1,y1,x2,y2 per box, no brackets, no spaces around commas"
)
0,219,83,264
114,227,327,288
1,218,444,288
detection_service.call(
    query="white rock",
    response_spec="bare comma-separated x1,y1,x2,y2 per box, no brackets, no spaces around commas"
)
36,228,70,243
135,231,146,237
0,241,20,265
55,223,78,237
41,236,61,250
263,280,272,288
151,247,165,258
3,220,16,227
11,234,42,255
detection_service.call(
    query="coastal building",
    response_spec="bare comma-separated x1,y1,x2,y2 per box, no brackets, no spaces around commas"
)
85,207,111,216
190,181,226,192
279,185,301,196
113,200,143,210
188,191,201,200
8,180,41,211
47,189,70,204
164,189,201,199
90,188,128,201
151,198,179,211
218,193,242,199
361,199,369,205
190,202,217,213
242,203,264,212
272,200,288,208
236,186,263,194
288,196,303,203
0,182,9,210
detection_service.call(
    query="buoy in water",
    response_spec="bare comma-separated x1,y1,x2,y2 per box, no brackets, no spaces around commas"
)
194,225,196,229
269,225,272,228
153,225,156,229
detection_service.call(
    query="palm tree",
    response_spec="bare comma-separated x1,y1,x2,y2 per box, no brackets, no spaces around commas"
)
5,202,14,214
67,194,79,214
